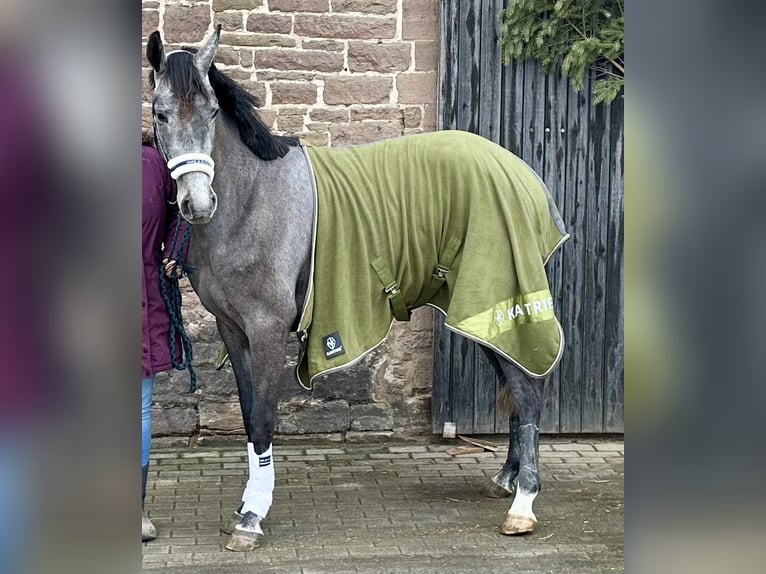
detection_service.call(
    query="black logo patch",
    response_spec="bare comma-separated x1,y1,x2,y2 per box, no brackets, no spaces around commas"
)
259,455,271,467
323,331,345,359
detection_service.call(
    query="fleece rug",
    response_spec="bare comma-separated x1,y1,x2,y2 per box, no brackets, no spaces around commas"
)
297,130,569,387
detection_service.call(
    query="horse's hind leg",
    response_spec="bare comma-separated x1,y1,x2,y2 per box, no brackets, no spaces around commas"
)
477,346,516,498
493,351,544,535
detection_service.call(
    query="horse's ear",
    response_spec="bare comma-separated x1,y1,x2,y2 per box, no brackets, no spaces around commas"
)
147,31,166,74
195,25,221,75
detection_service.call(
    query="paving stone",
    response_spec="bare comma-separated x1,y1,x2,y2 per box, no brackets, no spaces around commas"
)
142,438,623,572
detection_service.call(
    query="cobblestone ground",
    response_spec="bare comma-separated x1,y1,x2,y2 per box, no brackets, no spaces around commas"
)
142,437,624,573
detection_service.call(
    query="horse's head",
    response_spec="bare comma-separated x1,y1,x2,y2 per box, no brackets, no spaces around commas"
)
147,27,221,224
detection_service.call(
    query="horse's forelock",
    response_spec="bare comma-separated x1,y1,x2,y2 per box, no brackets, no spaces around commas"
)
163,50,209,118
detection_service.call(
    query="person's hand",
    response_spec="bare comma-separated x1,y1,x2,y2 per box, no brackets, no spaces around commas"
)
162,258,183,279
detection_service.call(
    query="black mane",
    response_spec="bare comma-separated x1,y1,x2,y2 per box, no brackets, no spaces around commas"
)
149,50,298,161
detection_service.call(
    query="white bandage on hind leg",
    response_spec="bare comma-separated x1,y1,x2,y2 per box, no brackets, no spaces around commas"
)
241,443,274,519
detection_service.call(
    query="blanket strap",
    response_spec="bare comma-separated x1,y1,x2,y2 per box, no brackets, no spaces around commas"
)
412,236,462,309
371,257,411,321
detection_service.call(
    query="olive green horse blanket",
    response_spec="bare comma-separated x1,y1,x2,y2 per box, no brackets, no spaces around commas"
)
296,130,569,388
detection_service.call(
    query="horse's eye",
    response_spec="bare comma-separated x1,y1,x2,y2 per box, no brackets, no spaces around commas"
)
155,112,168,123
211,108,219,120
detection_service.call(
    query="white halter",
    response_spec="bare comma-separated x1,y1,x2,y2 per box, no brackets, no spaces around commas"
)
166,153,215,181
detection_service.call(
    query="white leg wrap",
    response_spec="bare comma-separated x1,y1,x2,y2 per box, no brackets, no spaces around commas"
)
241,443,274,519
508,487,538,521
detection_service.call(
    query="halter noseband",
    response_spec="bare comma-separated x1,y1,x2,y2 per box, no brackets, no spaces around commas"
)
167,153,215,181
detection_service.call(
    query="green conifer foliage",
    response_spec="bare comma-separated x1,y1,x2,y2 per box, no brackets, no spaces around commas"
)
500,0,624,104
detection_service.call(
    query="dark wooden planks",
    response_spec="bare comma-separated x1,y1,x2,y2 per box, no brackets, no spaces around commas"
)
478,0,502,143
473,346,498,433
432,313,452,433
604,96,624,432
438,0,460,130
580,89,611,432
450,332,475,434
540,71,569,434
456,0,482,132
559,80,591,433
501,59,525,156
521,60,546,174
434,0,624,434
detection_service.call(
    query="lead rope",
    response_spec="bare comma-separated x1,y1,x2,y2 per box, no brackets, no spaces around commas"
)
158,213,197,392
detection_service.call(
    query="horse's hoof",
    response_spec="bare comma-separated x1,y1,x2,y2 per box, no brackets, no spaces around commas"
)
225,530,263,552
484,482,513,499
499,513,537,535
221,511,244,535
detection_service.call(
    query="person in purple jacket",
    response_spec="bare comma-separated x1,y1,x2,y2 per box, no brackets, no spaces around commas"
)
142,129,188,541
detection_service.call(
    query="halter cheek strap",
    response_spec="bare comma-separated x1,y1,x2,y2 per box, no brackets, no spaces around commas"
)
166,153,216,181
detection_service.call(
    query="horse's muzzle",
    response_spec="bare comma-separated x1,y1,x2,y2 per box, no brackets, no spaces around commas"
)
179,187,218,224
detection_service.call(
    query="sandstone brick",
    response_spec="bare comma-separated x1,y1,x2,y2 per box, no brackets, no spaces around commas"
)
310,108,350,123
350,403,394,431
144,1,160,7
164,4,211,44
294,15,395,40
306,123,330,133
402,0,438,41
402,106,422,128
330,122,401,146
199,402,244,432
142,10,159,39
142,68,153,103
324,77,392,105
270,0,328,12
311,359,375,403
223,68,254,82
215,12,244,32
302,39,345,52
271,81,318,105
246,13,293,34
257,70,320,81
299,131,330,146
254,48,344,72
258,108,278,128
222,32,297,48
215,46,246,67
142,105,153,129
332,0,397,14
351,106,403,122
238,80,267,105
423,103,437,130
279,400,350,433
414,40,438,71
277,108,308,132
348,41,411,73
396,72,436,104
152,406,198,436
213,0,262,10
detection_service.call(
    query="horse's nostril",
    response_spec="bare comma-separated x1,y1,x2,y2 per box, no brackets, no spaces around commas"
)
180,197,193,218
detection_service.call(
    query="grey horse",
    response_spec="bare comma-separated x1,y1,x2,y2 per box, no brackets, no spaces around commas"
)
147,27,566,552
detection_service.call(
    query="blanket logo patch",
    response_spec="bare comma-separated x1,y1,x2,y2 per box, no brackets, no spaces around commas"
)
323,331,345,359
259,455,271,467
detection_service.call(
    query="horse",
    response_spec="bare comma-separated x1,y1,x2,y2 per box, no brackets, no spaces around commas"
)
147,27,569,552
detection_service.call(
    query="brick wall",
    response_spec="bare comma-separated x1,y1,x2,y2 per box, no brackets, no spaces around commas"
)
142,0,439,445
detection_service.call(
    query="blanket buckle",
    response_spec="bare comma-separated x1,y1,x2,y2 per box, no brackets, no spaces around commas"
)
384,282,401,296
434,264,450,280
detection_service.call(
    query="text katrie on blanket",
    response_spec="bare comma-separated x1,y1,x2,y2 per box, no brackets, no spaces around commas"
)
297,130,569,387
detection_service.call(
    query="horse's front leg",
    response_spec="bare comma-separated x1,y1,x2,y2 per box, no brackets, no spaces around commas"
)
495,357,544,535
225,315,287,552
215,319,251,535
